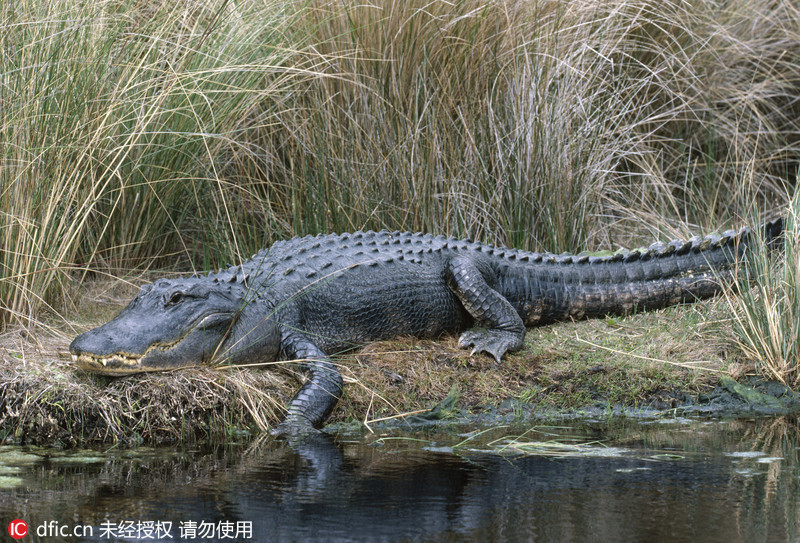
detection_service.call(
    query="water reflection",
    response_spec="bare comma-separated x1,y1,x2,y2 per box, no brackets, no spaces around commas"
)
0,417,798,542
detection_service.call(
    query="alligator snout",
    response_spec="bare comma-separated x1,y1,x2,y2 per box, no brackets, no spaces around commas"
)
70,330,122,358
69,326,148,375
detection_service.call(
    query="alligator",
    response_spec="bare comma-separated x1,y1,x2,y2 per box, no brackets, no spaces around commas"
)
69,220,784,435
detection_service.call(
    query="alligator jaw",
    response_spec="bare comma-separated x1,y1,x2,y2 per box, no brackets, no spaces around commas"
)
72,352,148,375
71,336,198,375
68,306,234,376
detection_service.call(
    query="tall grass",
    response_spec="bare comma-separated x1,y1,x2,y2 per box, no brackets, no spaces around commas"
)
726,194,800,387
279,0,617,250
0,0,306,326
2,0,800,342
275,0,799,247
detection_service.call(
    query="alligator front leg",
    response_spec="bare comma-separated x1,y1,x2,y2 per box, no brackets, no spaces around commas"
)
272,329,344,437
446,256,526,362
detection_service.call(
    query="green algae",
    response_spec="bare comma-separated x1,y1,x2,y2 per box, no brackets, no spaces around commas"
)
720,376,785,410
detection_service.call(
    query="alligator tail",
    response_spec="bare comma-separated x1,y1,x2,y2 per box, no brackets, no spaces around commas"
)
507,218,784,324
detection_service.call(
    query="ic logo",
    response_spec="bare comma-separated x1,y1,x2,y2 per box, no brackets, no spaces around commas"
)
8,519,28,539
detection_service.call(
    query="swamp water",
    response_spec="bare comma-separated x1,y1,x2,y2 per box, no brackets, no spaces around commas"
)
0,416,798,542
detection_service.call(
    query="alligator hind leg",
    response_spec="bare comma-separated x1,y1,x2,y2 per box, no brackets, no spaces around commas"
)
446,256,526,362
272,330,344,437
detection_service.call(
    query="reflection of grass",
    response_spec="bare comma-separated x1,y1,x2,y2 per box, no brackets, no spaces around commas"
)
729,416,800,540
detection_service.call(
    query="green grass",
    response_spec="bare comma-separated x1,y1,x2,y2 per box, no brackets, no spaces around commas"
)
1,0,799,383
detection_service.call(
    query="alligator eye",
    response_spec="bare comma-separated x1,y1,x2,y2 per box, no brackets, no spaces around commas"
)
166,291,185,307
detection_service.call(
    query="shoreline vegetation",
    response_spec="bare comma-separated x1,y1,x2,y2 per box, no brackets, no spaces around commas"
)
2,0,800,445
2,285,798,446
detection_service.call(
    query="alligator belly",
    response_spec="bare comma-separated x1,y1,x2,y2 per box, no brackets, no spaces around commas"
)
297,275,470,352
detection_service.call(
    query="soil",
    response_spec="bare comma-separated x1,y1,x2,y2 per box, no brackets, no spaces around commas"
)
1,294,798,447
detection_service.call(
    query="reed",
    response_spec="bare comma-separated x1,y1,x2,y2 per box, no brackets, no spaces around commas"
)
273,0,798,248
725,193,800,387
0,0,306,326
2,0,799,386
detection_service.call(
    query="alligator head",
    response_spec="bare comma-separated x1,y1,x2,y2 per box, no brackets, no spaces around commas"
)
69,276,276,375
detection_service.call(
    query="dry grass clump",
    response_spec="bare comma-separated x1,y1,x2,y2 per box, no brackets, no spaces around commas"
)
0,329,294,445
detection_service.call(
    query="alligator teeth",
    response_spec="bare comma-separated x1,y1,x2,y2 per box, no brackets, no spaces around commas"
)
72,354,77,362
101,358,108,366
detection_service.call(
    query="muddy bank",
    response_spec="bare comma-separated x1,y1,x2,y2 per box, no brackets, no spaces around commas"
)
2,301,799,447
329,371,800,435
2,352,797,448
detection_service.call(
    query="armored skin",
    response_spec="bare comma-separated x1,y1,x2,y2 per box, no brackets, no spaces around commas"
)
69,221,783,434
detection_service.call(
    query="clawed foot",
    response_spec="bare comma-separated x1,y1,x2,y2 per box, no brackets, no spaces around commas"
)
270,414,321,439
458,329,523,362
